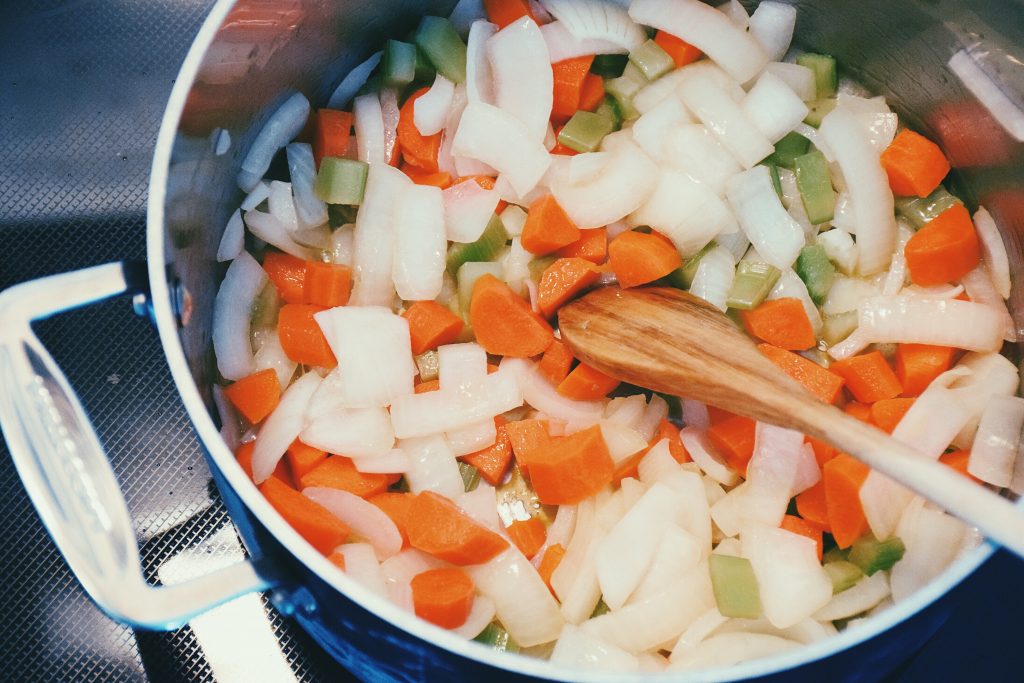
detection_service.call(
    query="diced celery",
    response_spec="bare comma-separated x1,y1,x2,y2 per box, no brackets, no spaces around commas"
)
413,16,467,83
590,598,611,618
528,255,558,283
823,546,848,565
822,311,858,347
795,244,836,306
328,204,358,228
457,261,504,311
796,53,838,99
668,241,717,289
595,96,623,131
629,39,674,81
446,213,509,275
605,62,646,120
794,150,837,224
414,46,436,83
727,261,781,310
250,281,281,332
590,54,629,78
824,560,864,594
383,39,417,88
894,185,962,228
474,622,520,653
315,158,369,205
459,461,481,492
770,132,811,169
803,98,837,128
557,111,615,153
414,350,439,381
709,554,763,619
848,535,906,576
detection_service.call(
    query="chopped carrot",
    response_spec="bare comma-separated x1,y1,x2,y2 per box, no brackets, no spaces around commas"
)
939,449,982,483
795,480,831,533
369,491,415,548
780,514,823,562
483,0,536,29
557,362,620,400
823,454,870,549
263,251,307,304
521,195,582,256
870,397,915,434
537,544,565,596
758,344,845,404
904,204,980,286
555,227,608,264
401,163,453,188
537,257,600,318
506,517,547,559
414,379,440,394
406,491,510,565
607,230,682,288
579,73,606,112
504,419,551,476
398,88,442,172
527,425,615,505
844,402,874,424
880,129,951,198
655,419,691,463
707,406,738,425
654,30,702,68
740,298,816,351
328,550,346,571
411,568,476,629
403,300,465,355
277,303,337,368
224,369,281,424
304,262,352,308
259,476,350,554
538,339,575,385
894,343,955,397
469,274,554,357
286,439,328,479
830,351,903,404
707,415,757,476
460,417,514,486
551,56,595,123
805,435,837,468
299,456,400,499
313,109,353,169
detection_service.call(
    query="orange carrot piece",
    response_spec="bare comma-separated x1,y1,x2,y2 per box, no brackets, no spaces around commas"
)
844,402,874,424
369,491,415,548
870,397,916,434
224,369,281,424
939,449,982,483
415,378,440,394
805,435,838,469
539,339,575,385
707,415,757,476
403,300,465,355
830,351,903,404
527,425,615,505
551,56,595,123
904,204,980,286
286,439,328,479
313,109,353,169
537,544,565,596
460,417,514,486
537,257,600,318
401,162,453,188
579,73,606,112
795,480,831,534
894,343,955,397
263,251,307,304
278,303,337,368
654,30,702,68
656,419,691,463
823,454,870,549
557,362,620,400
328,550,346,571
259,476,350,554
504,419,552,476
740,298,816,351
506,517,547,559
707,406,738,425
412,568,476,629
780,514,824,562
470,274,554,357
398,88,442,172
521,195,582,256
880,129,951,198
483,0,536,29
758,344,845,404
555,227,608,264
607,230,682,288
406,491,510,565
299,456,400,499
304,262,353,308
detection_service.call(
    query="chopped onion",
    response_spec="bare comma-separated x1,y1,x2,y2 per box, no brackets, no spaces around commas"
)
636,394,669,442
286,143,329,228
336,542,388,599
682,400,711,431
213,251,267,381
670,632,800,670
949,352,1021,448
604,395,646,430
217,209,245,263
749,2,797,62
415,74,456,137
390,366,524,438
541,20,624,62
550,624,640,672
380,88,401,165
764,62,816,101
267,180,299,233
331,224,355,266
776,166,816,240
301,405,395,458
717,0,749,28
443,178,501,243
351,163,410,306
438,84,469,176
244,209,314,260
542,0,645,53
354,93,387,165
662,469,713,555
974,206,1012,299
627,526,702,605
488,17,553,142
748,423,819,497
817,228,859,276
637,439,680,486
501,358,604,425
857,295,1005,352
727,166,805,270
890,500,968,603
457,481,501,530
551,498,604,623
630,95,693,163
351,448,410,474
251,372,321,483
662,126,740,198
393,184,447,301
438,343,488,390
539,505,578,559
837,94,898,154
793,122,835,161
741,71,809,143
629,169,737,257
500,204,528,237
240,180,270,211
399,434,465,500
768,269,823,334
688,245,736,312
669,608,730,661
968,395,1024,486
680,426,739,486
252,332,297,390
961,264,1017,342
303,487,402,560
453,595,497,639
742,523,832,628
822,275,880,315
447,419,498,456
327,51,382,109
466,21,497,104
453,102,551,196
599,421,649,465
237,93,310,192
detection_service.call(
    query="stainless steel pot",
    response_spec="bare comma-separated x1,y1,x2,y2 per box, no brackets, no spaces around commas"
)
2,0,1023,680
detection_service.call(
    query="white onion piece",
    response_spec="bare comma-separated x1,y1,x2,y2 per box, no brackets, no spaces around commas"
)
837,94,898,154
303,487,402,560
950,352,1021,448
627,526,702,605
251,372,321,483
552,498,604,623
741,71,809,144
267,180,299,233
393,184,447,301
630,0,766,83
466,21,497,104
817,228,859,276
217,210,245,262
682,400,711,431
447,419,498,457
244,210,314,260
453,102,551,196
749,2,797,62
633,69,692,116
727,166,805,269
453,595,497,639
337,543,388,599
391,367,523,438
542,0,645,53
764,62,816,101
241,181,271,211
680,426,739,486
688,245,736,312
351,448,410,474
974,207,1011,299
822,275,880,315
630,170,737,257
748,423,818,498
399,434,464,500
500,204,528,237
213,251,267,381
831,191,857,234
438,342,488,391
637,439,680,486
661,126,740,198
819,107,896,274
599,421,649,465
768,269,823,335
604,395,648,430
237,93,309,192
857,295,1004,351
438,83,468,177
775,167,816,241
501,358,604,425
631,95,693,163
541,20,624,62
662,469,713,556
968,395,1024,486
331,224,355,266
327,52,382,109
252,333,297,391
413,74,456,137
467,547,564,647
488,17,553,142
794,122,835,162
380,88,401,166
669,608,730,660
890,500,968,603
678,69,774,169
457,482,501,531
539,505,578,559
351,163,410,306
671,633,800,670
962,265,1017,342
551,624,640,672
637,395,669,442
354,93,387,165
742,524,832,628
717,0,749,28
301,406,395,459
443,179,501,243
286,143,328,228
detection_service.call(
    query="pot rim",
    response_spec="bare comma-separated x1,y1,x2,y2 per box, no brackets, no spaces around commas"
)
146,1,1000,679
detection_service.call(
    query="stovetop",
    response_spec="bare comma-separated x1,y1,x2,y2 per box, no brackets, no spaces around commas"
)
1,2,1022,682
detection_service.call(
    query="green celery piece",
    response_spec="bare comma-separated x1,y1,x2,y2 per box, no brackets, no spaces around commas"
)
595,96,623,131
557,111,615,153
590,54,629,78
894,185,963,228
474,622,520,653
794,150,837,224
383,40,417,88
590,598,611,618
446,213,509,275
605,62,646,121
824,560,865,594
727,261,781,310
848,536,906,576
629,39,674,81
457,261,504,311
709,554,763,619
315,158,369,205
328,204,358,228
414,16,467,83
770,132,811,169
797,53,838,99
822,311,858,347
459,461,481,492
414,350,439,381
528,255,558,283
823,546,849,565
250,281,281,332
414,46,436,84
804,98,837,128
668,241,716,289
795,244,836,306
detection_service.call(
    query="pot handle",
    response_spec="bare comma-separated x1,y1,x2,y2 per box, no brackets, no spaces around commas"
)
0,262,275,630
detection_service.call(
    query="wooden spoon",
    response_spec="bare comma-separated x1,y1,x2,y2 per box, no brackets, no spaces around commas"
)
558,285,1024,559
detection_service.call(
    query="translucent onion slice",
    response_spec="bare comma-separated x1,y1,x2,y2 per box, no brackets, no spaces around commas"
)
300,405,395,459
974,206,1012,299
237,92,310,192
443,178,501,243
354,92,387,164
327,51,382,109
244,209,315,260
351,163,411,306
748,2,797,62
453,102,551,196
741,71,809,144
488,16,553,142
251,372,322,483
550,624,641,672
286,143,329,228
393,184,447,301
390,366,524,438
336,542,388,599
967,395,1024,486
217,209,244,263
213,251,268,381
542,0,645,53
765,62,816,101
303,487,403,560
688,245,736,312
466,20,497,104
414,74,456,137
726,166,805,270
399,434,464,500
680,426,739,486
857,295,1004,352
629,169,737,257
742,523,832,629
541,20,624,62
